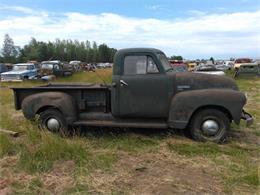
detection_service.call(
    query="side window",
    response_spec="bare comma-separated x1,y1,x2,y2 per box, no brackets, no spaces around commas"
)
147,56,159,73
124,55,159,75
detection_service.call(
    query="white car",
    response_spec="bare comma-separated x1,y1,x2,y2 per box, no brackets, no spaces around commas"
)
194,65,225,76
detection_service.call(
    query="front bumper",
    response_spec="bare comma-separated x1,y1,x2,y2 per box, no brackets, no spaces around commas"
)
1,79,23,82
241,110,253,127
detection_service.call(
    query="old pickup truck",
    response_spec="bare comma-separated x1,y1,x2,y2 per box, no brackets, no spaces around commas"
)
12,48,253,143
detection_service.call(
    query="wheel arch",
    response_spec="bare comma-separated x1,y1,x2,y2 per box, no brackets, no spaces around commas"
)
21,92,77,125
187,105,233,127
36,105,62,115
168,89,246,129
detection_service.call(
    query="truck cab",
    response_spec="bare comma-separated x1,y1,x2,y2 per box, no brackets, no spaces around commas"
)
111,48,172,118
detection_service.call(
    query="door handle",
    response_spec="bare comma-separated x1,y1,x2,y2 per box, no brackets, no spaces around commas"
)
120,80,128,86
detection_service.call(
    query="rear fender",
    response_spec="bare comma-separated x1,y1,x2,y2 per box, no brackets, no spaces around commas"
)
21,92,77,124
168,89,246,129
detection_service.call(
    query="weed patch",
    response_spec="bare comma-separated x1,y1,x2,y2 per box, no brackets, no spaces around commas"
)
0,133,16,157
18,134,90,173
89,134,159,152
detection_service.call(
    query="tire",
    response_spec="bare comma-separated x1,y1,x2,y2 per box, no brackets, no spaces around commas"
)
189,109,230,143
39,108,68,135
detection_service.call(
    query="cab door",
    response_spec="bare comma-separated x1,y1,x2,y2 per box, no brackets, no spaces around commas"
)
117,55,169,118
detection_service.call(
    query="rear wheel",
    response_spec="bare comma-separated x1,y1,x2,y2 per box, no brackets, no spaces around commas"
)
189,109,230,143
39,108,68,135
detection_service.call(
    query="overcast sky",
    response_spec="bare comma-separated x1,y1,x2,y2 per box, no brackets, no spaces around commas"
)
0,0,259,59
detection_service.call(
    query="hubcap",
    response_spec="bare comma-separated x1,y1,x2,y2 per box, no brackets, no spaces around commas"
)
46,118,60,131
201,120,219,136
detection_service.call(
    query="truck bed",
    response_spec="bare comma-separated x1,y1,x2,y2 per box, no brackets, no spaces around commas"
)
12,83,111,113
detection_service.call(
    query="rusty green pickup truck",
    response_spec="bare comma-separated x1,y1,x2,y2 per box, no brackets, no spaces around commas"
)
12,48,253,143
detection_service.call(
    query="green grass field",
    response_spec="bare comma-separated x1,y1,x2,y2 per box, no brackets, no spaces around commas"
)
0,69,259,194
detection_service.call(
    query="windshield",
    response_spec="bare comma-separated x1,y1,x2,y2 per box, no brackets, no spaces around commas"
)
157,53,171,71
41,64,54,69
13,65,28,71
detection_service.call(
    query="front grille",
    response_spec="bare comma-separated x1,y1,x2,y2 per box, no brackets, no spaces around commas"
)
1,74,20,80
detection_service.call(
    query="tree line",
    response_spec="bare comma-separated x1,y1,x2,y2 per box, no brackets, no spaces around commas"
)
0,34,117,64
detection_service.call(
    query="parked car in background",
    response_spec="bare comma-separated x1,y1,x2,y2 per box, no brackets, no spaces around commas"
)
253,59,260,66
224,61,234,69
187,61,197,71
39,61,73,80
1,63,37,81
169,60,188,72
234,63,260,78
194,64,225,76
215,64,230,71
234,58,252,70
69,60,81,72
172,64,188,72
81,63,96,71
96,63,112,68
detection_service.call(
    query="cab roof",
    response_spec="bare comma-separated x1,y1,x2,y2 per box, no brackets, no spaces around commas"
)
116,48,163,55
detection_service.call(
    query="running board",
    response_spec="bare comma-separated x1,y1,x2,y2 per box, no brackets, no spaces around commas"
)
73,119,168,129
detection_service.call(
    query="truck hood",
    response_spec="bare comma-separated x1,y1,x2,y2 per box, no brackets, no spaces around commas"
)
1,70,29,75
174,72,238,92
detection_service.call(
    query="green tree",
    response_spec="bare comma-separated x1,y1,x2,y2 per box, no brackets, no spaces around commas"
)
210,57,215,64
92,41,99,63
98,44,110,62
4,37,117,63
1,34,19,63
170,55,183,61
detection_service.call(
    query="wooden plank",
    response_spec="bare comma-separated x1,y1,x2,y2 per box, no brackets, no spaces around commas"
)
0,129,19,137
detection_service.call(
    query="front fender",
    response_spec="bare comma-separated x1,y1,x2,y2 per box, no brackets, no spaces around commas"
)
168,89,246,129
21,92,77,124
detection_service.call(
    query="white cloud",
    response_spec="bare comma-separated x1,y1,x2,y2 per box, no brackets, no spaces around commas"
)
0,6,260,58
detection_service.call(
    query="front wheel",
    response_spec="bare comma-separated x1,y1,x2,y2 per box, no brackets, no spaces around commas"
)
39,108,68,135
189,109,230,143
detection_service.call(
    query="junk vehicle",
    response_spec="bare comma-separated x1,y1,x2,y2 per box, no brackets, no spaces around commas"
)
234,63,260,78
1,63,38,81
187,61,197,71
169,60,188,72
69,61,81,72
12,48,253,143
39,61,73,80
194,64,225,76
234,58,252,70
